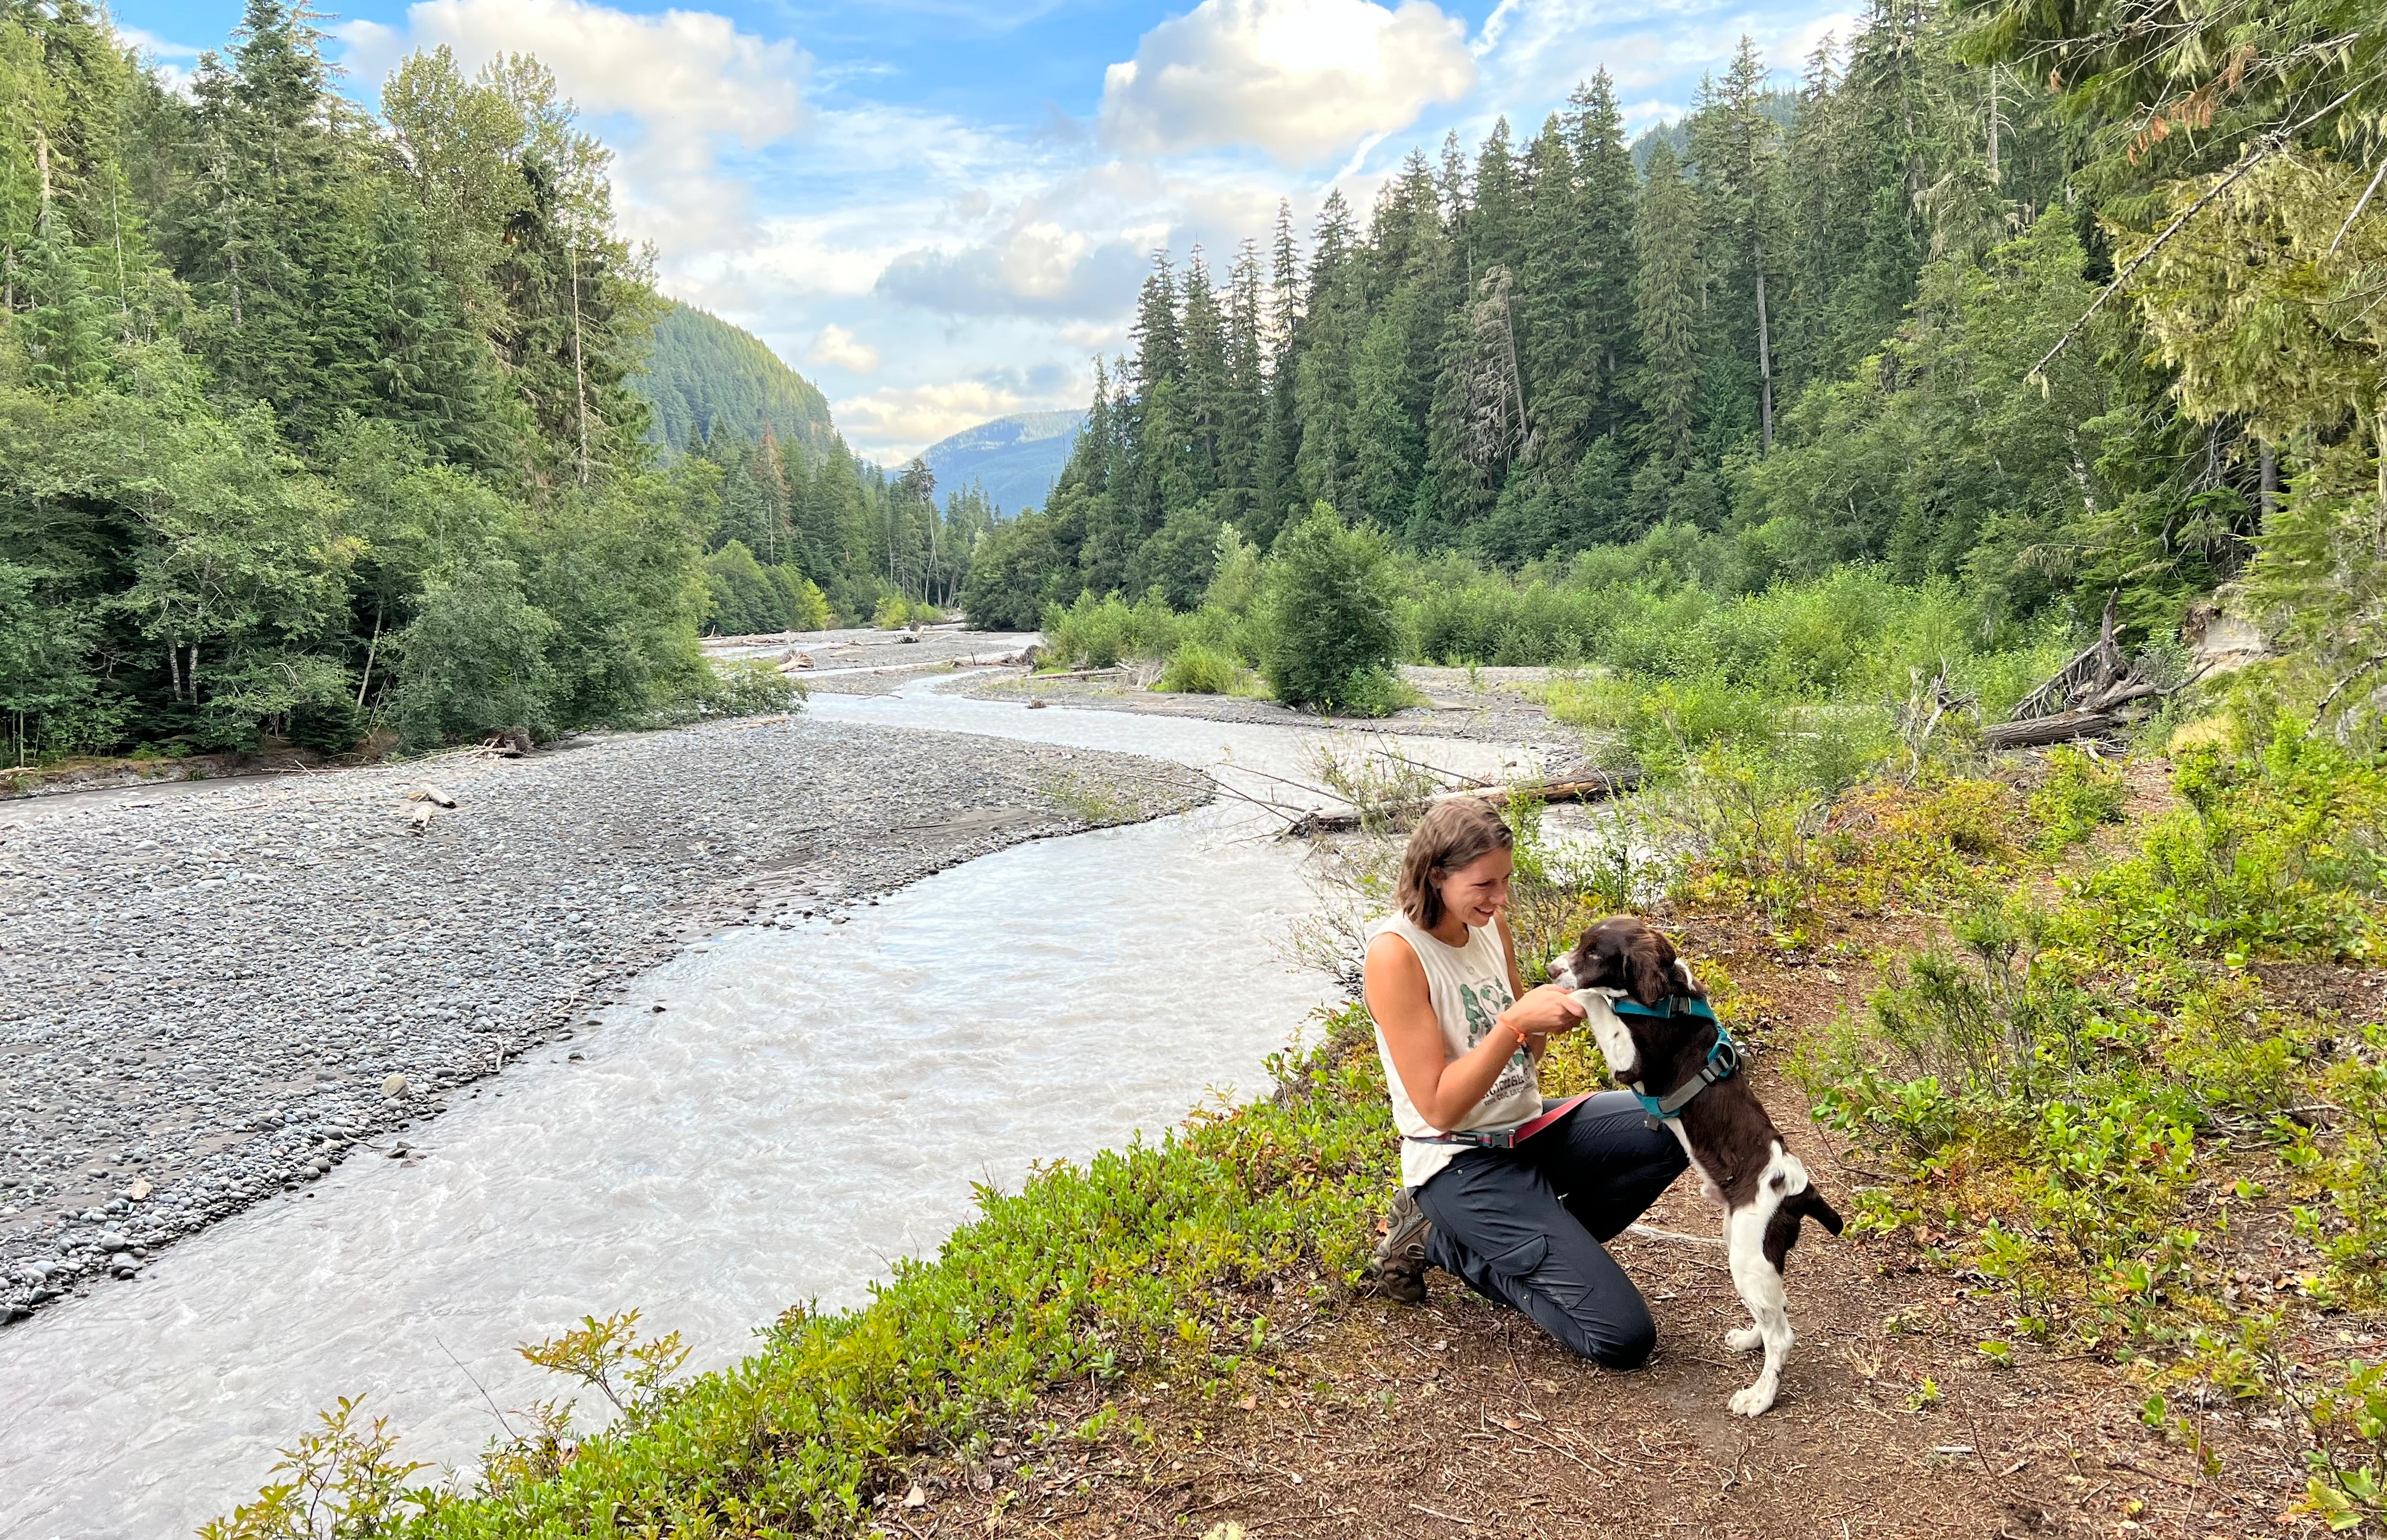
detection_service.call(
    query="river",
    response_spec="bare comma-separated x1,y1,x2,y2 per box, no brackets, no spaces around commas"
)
0,679,1536,1539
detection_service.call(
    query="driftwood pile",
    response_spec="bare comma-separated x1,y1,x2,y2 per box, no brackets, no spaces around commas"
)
1982,595,2171,751
1284,770,1643,838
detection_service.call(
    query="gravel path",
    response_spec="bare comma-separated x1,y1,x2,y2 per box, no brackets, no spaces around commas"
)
0,713,1202,1323
708,625,1036,697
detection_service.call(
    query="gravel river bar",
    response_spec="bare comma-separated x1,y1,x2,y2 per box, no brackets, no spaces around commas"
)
0,713,1204,1321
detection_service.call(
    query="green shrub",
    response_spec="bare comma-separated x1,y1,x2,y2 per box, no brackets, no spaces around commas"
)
2071,726,2387,962
1258,507,1399,710
873,594,942,630
1328,666,1416,718
1157,643,1245,695
1040,588,1186,669
696,657,803,717
1204,527,1264,615
2029,746,2129,850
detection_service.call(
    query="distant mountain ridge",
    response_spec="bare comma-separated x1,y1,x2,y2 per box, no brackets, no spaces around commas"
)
634,303,840,461
921,409,1085,516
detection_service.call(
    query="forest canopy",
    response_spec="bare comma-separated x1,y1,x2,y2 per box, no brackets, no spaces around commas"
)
0,0,981,763
965,0,2387,736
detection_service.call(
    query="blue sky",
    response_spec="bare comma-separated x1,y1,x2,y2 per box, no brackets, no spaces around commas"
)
111,0,1850,460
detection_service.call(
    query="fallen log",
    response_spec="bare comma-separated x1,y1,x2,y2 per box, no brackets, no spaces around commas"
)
1985,591,2176,749
1979,710,2132,751
1285,771,1643,838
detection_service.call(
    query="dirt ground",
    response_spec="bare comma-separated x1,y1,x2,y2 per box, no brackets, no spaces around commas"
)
881,912,2348,1540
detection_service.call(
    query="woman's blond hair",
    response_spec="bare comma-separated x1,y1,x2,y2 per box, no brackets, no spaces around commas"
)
1396,798,1513,930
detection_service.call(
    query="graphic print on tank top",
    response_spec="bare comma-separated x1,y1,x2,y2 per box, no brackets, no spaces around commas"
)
1459,978,1533,1102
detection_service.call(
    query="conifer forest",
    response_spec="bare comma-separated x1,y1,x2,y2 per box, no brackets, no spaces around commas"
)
965,0,2387,730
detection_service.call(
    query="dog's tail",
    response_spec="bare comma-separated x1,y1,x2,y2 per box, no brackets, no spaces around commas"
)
1761,1186,1845,1273
1790,1186,1843,1236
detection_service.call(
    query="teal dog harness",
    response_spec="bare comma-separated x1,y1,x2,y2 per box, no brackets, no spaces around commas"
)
1610,995,1741,1121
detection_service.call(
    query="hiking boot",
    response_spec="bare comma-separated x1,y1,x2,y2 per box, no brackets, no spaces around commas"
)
1370,1186,1432,1304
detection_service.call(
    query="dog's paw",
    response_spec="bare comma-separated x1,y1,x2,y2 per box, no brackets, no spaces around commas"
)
1727,1382,1778,1417
1723,1326,1763,1353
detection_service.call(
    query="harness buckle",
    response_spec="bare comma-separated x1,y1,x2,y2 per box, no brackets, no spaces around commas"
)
1624,1009,1742,1122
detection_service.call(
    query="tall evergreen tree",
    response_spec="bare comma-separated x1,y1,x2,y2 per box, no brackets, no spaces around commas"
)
1293,191,1360,514
1632,139,1702,469
1686,38,1787,451
1569,72,1640,443
1220,238,1267,525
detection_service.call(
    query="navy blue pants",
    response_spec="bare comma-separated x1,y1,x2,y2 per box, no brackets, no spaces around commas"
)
1412,1091,1690,1368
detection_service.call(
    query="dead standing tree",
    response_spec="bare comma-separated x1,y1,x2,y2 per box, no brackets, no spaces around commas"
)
1459,267,1537,482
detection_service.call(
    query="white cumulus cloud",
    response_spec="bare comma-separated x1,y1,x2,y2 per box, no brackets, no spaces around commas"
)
1100,0,1475,166
339,0,808,257
832,380,1091,463
808,325,882,374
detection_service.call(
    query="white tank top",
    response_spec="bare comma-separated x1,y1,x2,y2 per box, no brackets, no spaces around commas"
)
1370,913,1544,1188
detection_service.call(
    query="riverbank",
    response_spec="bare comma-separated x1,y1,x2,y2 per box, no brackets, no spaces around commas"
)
0,711,1203,1322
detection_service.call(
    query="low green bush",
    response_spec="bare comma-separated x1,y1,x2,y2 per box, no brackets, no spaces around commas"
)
1040,589,1183,669
2069,725,2387,964
2027,746,2129,851
873,595,943,630
1156,643,1246,695
695,657,805,718
1798,714,2387,1388
1325,666,1416,718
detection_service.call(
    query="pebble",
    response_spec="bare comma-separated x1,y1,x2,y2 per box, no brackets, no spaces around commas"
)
0,711,1204,1320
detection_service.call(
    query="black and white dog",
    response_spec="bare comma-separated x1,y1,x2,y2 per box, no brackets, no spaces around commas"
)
1548,916,1842,1416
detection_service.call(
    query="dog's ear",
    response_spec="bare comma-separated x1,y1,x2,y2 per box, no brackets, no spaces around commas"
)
1623,926,1680,1007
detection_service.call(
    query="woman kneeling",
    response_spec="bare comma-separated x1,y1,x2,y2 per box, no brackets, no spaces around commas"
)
1363,798,1687,1369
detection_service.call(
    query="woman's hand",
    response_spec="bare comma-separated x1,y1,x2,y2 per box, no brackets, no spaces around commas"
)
1499,983,1588,1040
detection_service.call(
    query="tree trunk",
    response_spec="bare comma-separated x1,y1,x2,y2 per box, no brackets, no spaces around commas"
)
570,246,591,488
1754,248,1774,453
1985,66,2001,185
355,605,384,709
2260,441,2279,519
1286,772,1643,838
1981,710,2130,750
110,188,132,336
